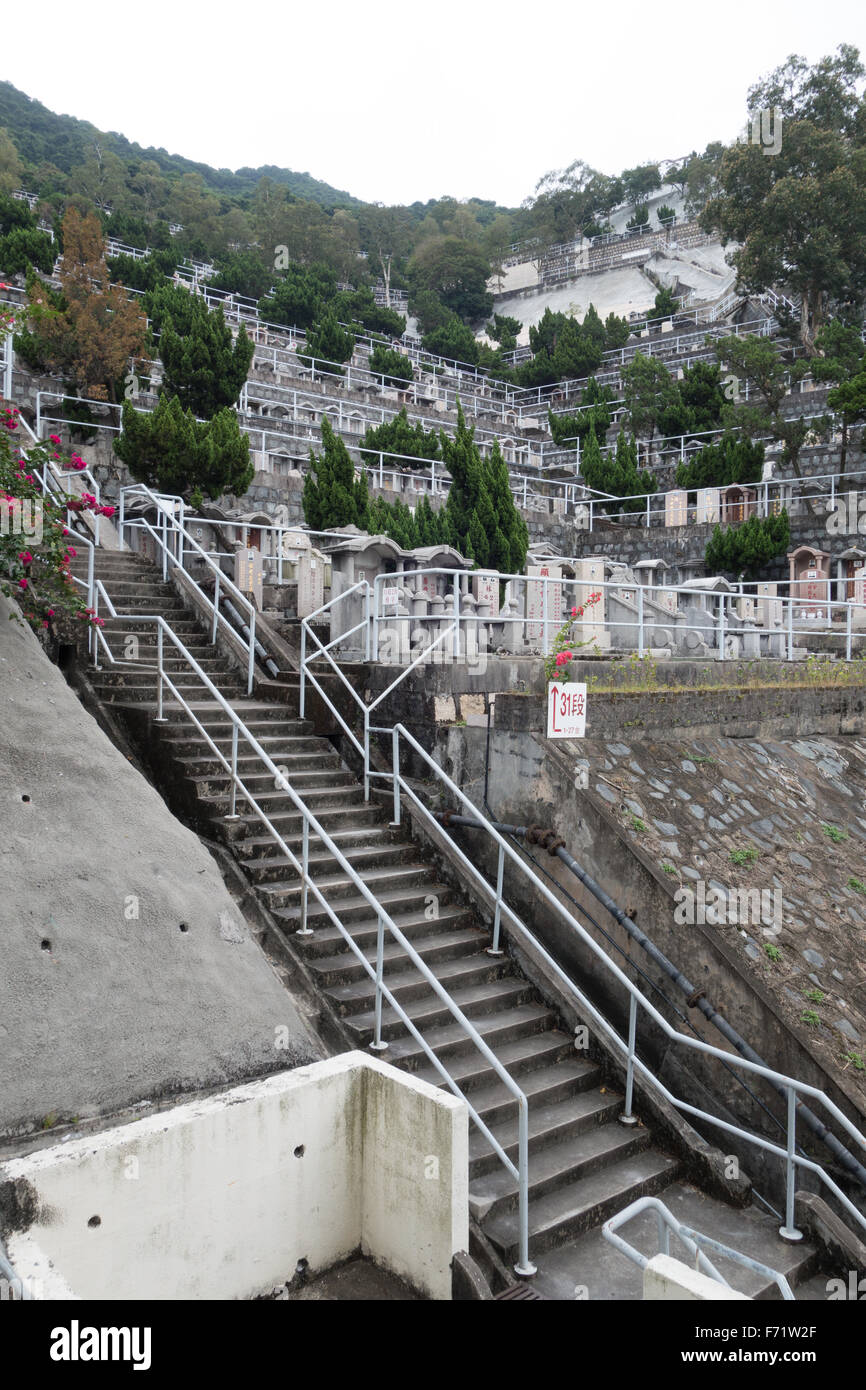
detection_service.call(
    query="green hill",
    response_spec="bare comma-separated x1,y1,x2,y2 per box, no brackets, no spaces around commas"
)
0,80,359,207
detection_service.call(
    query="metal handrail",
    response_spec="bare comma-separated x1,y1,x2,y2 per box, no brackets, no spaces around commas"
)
119,482,257,695
87,581,534,1275
373,720,866,1244
602,1195,795,1299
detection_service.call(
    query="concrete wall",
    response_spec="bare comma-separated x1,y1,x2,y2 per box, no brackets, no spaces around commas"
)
0,596,322,1138
644,1254,750,1301
0,1053,468,1301
412,711,866,1209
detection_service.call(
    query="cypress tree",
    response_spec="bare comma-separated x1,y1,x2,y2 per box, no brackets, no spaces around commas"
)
153,290,254,418
303,416,368,530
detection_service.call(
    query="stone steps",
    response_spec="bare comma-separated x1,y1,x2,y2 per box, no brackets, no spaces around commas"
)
74,544,828,1296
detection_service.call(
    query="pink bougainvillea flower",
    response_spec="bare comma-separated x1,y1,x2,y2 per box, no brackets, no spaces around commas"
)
18,578,27,590
571,606,577,617
18,551,33,564
50,434,61,444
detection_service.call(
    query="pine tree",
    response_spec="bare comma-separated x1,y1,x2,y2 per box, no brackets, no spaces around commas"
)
114,397,253,500
303,416,368,530
301,312,355,374
484,440,528,574
442,402,483,556
157,295,253,418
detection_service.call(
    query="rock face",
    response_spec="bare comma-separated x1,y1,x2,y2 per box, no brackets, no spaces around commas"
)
0,597,322,1138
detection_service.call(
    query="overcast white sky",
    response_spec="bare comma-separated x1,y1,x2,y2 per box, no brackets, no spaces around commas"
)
3,0,863,206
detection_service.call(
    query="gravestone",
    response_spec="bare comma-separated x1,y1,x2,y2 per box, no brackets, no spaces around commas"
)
526,563,563,649
235,546,264,610
665,489,688,527
696,488,720,524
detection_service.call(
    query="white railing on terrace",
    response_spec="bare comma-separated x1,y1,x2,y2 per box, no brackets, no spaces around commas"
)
35,457,866,1269
74,559,535,1275
294,607,866,1247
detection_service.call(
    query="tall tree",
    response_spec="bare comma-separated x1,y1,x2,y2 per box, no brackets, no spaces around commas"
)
714,333,813,476
303,416,369,530
812,318,866,472
157,296,253,417
702,46,866,349
26,208,147,401
357,204,412,307
114,396,253,502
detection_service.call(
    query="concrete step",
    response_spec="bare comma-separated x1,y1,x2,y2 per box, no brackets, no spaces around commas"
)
527,1182,821,1301
463,1056,610,1132
162,731,321,758
382,1002,559,1067
343,976,539,1045
258,861,438,912
290,902,476,958
280,880,457,930
238,823,396,863
189,766,357,799
176,748,343,779
225,802,385,845
411,1029,580,1097
469,1091,625,1176
244,840,410,887
325,949,514,1019
200,783,368,820
307,923,489,986
484,1149,680,1262
470,1111,651,1220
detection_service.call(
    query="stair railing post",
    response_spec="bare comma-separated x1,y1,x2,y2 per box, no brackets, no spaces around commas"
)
542,578,549,657
370,913,389,1052
452,572,460,660
846,601,853,663
717,595,726,661
212,571,220,643
487,843,506,957
118,489,125,550
226,724,239,820
619,993,639,1126
247,609,256,696
363,706,370,802
787,593,794,662
155,624,166,722
780,1086,804,1242
514,1100,536,1277
364,581,371,662
637,585,645,658
296,815,313,936
390,726,401,827
161,509,168,582
300,625,307,719
93,584,102,671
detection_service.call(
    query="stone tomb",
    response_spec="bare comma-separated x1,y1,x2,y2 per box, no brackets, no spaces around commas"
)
276,529,325,618
788,546,831,621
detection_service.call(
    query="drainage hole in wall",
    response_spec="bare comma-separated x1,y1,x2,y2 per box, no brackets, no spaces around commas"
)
21,794,31,803
295,1258,308,1277
294,1144,305,1158
40,939,51,953
179,922,189,933
87,1215,101,1228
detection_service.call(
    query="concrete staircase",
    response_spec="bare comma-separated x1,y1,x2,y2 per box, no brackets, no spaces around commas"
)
69,547,829,1299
